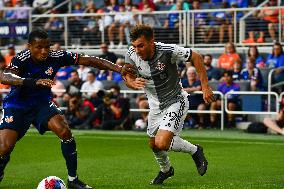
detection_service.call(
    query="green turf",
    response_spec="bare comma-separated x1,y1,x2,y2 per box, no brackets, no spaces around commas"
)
1,129,284,189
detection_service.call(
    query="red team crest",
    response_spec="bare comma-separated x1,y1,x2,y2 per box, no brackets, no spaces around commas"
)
156,60,166,71
4,116,13,123
45,67,54,75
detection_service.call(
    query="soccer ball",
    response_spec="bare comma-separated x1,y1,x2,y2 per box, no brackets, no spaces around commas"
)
135,119,146,130
37,176,67,189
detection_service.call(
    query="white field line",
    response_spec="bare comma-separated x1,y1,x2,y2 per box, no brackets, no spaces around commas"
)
25,134,284,146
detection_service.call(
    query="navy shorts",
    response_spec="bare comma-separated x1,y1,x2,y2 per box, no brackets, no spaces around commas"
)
0,101,62,140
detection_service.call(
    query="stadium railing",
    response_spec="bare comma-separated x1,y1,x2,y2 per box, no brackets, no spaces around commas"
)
224,91,279,116
27,6,283,49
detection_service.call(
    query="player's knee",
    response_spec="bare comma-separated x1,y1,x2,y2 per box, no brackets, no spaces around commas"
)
57,127,72,140
154,139,170,151
0,142,14,156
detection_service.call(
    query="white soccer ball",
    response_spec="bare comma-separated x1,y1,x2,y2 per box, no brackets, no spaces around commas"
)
135,119,146,130
37,176,67,189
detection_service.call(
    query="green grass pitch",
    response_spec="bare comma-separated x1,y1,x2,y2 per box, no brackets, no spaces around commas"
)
1,129,284,189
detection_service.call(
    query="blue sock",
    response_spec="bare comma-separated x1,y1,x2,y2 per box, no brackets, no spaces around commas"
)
0,154,10,174
61,137,77,177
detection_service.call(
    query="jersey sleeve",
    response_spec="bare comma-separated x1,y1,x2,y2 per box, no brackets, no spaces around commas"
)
172,45,192,64
59,50,80,67
6,56,23,73
125,48,136,65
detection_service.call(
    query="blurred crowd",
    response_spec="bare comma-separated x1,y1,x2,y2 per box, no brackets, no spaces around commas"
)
0,0,283,47
0,0,284,131
0,41,283,130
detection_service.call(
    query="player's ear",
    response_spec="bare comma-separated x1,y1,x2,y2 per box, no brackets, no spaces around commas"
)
27,43,32,49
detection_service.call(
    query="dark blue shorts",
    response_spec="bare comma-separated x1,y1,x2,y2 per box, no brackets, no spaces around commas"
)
0,101,63,140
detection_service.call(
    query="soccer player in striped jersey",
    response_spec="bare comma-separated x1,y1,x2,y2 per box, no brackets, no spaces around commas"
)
0,29,136,189
123,25,215,185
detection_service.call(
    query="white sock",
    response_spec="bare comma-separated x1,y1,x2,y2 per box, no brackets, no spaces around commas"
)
68,175,77,181
153,149,171,173
169,136,197,155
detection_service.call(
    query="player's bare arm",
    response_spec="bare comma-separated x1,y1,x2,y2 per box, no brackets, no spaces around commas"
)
190,51,215,104
0,69,54,88
78,56,137,77
122,74,146,90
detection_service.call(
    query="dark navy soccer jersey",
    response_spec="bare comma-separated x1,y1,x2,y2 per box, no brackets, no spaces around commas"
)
3,49,79,108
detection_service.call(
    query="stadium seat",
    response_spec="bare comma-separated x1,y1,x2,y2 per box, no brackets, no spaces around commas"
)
240,95,262,112
235,80,250,91
101,80,117,90
259,68,272,89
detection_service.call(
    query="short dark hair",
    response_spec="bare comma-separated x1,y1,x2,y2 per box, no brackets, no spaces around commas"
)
28,29,49,43
130,24,154,41
87,70,96,76
204,54,212,59
223,70,233,77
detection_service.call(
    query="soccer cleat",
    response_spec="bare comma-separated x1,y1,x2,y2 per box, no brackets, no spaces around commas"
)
192,145,208,176
150,166,174,185
67,178,93,189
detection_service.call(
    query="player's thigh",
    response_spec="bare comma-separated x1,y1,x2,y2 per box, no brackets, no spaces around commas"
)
0,108,32,140
47,114,72,140
0,129,18,155
33,101,68,137
147,98,189,138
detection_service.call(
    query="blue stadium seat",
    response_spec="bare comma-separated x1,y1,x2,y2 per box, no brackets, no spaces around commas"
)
240,95,262,112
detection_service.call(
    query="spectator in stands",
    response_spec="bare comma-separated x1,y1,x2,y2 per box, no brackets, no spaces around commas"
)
56,66,74,81
80,70,104,99
67,70,83,95
52,42,61,51
139,0,156,26
204,54,221,81
10,0,29,20
3,0,14,20
246,46,265,68
170,0,189,11
65,94,94,129
218,42,242,70
0,51,5,71
266,42,284,83
4,44,16,67
138,0,156,11
281,8,284,41
44,15,64,41
211,2,232,43
72,1,84,14
242,10,265,43
258,0,279,42
192,0,214,43
266,42,284,68
164,0,183,29
107,58,124,83
182,66,207,129
32,0,54,14
232,61,242,80
108,4,134,49
51,79,66,103
263,98,284,135
210,70,240,128
77,65,91,82
99,43,118,63
241,57,263,91
78,85,131,130
82,2,99,45
56,92,71,110
135,93,149,127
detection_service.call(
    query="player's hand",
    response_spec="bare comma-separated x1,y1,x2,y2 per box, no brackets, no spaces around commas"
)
120,64,137,78
36,79,55,88
202,85,215,104
125,77,146,90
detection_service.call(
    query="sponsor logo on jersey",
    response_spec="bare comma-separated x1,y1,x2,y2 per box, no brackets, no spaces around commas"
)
5,116,13,123
156,60,166,71
45,67,54,75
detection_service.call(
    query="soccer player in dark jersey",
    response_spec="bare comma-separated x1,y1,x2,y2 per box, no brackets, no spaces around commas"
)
123,25,215,185
0,30,136,189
